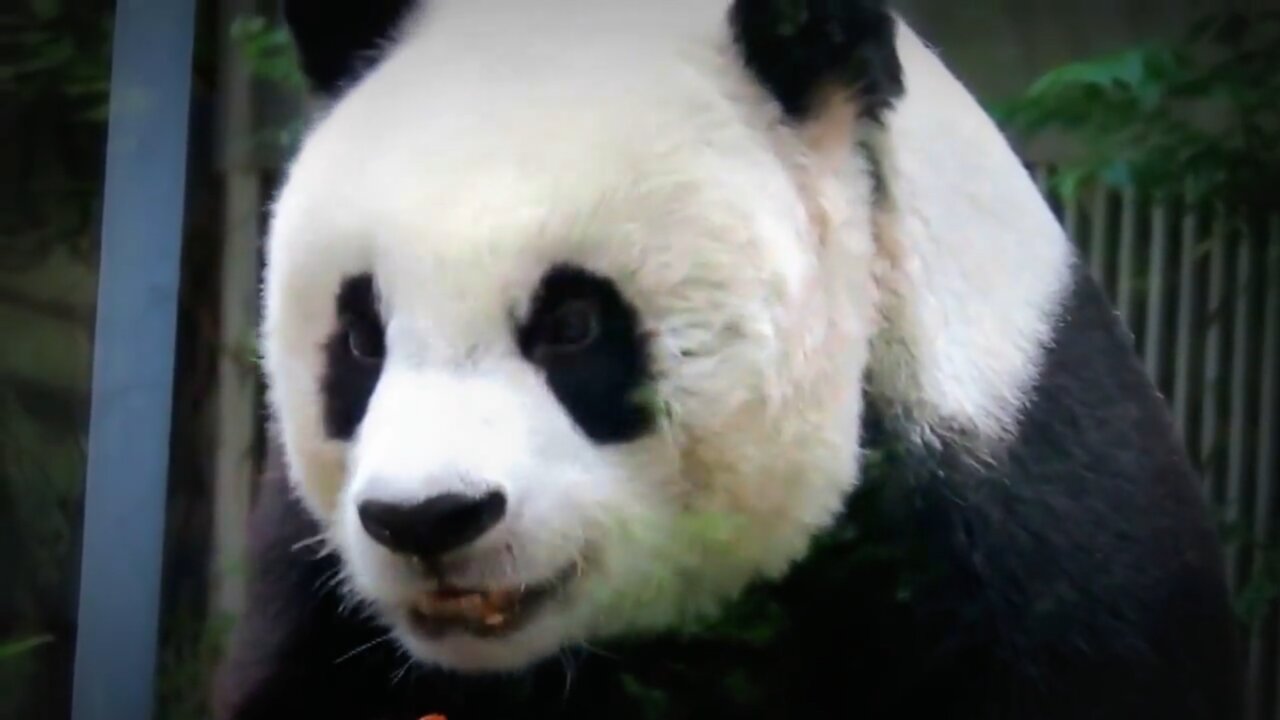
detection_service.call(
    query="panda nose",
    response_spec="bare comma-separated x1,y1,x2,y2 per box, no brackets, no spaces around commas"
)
358,491,507,559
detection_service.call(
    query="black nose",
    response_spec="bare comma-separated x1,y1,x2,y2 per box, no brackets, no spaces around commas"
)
358,491,507,559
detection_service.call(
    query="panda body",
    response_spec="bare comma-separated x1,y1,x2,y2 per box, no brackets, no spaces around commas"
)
214,2,1242,718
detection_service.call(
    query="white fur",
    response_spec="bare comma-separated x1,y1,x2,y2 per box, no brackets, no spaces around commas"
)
260,0,1072,673
866,24,1076,442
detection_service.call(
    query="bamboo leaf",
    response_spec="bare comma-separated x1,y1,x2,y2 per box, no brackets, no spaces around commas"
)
0,635,54,661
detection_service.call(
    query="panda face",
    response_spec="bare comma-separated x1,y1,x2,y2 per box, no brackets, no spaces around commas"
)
262,0,883,672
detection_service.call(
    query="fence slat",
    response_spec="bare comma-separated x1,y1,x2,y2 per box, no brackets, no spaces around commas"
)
1254,220,1280,720
1039,168,1280,718
1064,188,1081,245
1034,165,1274,712
1172,203,1199,435
1116,186,1139,333
1226,234,1253,591
1089,183,1110,291
1144,204,1169,384
1199,213,1228,501
1034,164,1051,195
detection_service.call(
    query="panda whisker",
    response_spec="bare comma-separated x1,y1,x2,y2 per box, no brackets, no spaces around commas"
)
503,542,519,584
577,641,619,661
570,550,587,580
334,584,370,618
290,532,332,556
390,656,417,686
318,566,357,601
313,566,344,594
557,648,577,700
333,632,394,665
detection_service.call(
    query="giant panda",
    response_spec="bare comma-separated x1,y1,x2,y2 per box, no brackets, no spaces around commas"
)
213,1,1243,718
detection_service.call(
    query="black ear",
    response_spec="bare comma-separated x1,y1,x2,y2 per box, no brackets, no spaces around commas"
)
283,0,418,96
730,0,903,122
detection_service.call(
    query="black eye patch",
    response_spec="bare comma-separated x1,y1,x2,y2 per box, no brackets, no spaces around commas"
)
321,273,385,440
517,264,655,444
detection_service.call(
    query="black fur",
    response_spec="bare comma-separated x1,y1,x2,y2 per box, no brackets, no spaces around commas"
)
516,264,654,445
839,262,1242,719
730,0,904,121
283,0,416,96
215,266,1241,720
321,274,384,440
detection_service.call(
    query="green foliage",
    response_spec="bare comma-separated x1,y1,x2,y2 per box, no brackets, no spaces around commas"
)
0,2,114,272
229,14,308,155
1219,512,1280,628
156,606,236,720
229,15,305,92
0,3,112,120
1235,545,1280,627
0,388,84,718
0,390,85,612
684,585,789,647
619,673,674,720
994,11,1280,213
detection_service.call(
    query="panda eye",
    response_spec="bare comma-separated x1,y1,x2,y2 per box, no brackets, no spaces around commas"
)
344,317,385,363
537,299,601,355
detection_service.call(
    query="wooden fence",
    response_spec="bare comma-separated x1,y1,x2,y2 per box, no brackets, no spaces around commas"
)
1032,165,1280,720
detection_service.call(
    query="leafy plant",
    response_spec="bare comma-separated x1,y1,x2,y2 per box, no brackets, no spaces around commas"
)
1235,543,1280,627
994,10,1280,216
0,3,114,272
0,5,112,119
229,15,305,92
229,14,308,154
156,604,235,720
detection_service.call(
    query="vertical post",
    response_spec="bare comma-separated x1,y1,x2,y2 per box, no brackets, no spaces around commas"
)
1088,183,1110,291
1171,195,1198,435
1032,163,1050,196
1063,188,1081,249
1248,220,1279,720
1199,213,1228,504
1115,185,1138,336
71,0,196,719
1224,232,1252,592
1143,203,1169,384
212,0,262,621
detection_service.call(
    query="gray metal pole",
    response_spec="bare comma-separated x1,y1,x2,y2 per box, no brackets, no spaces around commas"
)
71,0,196,718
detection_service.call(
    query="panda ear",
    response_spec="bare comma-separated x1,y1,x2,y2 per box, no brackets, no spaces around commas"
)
729,0,903,123
283,0,418,96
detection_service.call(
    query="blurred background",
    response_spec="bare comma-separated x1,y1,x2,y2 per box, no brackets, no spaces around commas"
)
0,0,1276,718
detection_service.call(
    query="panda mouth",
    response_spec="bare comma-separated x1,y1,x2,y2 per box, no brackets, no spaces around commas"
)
406,564,578,638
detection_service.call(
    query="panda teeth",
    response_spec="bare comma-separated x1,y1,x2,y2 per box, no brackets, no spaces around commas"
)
414,587,522,622
418,591,483,614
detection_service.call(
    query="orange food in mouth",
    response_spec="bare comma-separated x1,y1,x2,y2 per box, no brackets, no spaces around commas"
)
406,563,580,637
412,586,522,626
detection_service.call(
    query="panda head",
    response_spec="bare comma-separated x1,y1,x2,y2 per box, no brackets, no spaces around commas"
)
263,0,1069,673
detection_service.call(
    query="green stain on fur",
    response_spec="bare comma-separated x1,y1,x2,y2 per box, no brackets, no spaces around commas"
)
584,509,761,630
627,384,674,424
